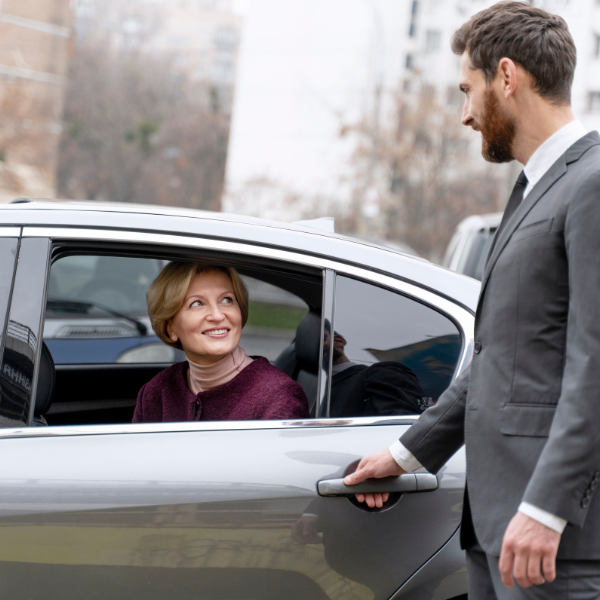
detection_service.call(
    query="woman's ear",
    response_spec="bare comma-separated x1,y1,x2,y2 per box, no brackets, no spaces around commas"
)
166,321,177,343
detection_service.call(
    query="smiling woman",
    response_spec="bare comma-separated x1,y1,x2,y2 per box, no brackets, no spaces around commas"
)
133,262,310,423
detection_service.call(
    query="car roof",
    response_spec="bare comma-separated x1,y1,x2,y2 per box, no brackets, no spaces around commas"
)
0,199,480,313
457,212,503,232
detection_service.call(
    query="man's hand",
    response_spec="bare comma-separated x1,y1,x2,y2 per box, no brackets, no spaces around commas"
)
499,512,561,589
343,449,406,508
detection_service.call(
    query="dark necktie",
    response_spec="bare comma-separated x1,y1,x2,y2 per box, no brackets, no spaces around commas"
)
486,170,528,264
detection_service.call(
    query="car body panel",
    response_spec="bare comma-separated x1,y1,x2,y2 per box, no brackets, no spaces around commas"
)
0,422,465,600
391,528,466,600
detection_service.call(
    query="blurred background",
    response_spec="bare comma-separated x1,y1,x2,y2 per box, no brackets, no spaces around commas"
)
0,0,599,261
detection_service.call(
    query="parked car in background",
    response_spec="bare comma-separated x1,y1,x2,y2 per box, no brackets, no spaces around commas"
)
0,200,478,600
443,212,502,280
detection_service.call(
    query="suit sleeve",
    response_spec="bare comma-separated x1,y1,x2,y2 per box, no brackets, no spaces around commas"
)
362,362,424,416
522,169,600,527
399,365,470,474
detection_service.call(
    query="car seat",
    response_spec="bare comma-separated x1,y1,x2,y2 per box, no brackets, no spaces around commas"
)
274,310,322,416
32,341,56,426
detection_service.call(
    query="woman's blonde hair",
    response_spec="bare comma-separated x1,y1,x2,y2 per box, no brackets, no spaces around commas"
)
147,262,249,349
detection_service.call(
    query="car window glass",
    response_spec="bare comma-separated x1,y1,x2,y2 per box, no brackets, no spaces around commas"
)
241,276,308,362
44,255,174,364
41,253,316,427
0,239,50,427
329,276,462,418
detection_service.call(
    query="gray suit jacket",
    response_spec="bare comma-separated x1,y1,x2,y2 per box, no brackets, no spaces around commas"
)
401,131,600,559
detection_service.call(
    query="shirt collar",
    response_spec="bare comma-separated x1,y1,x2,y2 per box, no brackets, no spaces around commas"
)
332,361,359,375
523,120,587,197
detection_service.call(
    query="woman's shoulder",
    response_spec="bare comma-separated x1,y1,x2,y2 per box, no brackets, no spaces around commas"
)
140,361,188,396
243,357,309,419
245,357,300,387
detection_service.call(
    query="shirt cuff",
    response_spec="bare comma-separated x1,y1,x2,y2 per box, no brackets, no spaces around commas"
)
518,502,567,534
389,440,423,472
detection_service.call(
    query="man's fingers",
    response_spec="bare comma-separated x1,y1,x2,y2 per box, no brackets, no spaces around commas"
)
512,551,531,588
542,549,557,583
525,551,545,586
499,546,515,589
355,492,389,507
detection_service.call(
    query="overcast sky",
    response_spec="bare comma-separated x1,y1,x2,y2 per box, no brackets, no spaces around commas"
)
225,0,410,209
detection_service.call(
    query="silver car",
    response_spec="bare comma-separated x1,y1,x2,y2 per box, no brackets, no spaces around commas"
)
443,213,502,281
0,200,478,600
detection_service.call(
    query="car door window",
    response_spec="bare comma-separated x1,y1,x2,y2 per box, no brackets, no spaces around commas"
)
328,275,462,418
40,250,319,426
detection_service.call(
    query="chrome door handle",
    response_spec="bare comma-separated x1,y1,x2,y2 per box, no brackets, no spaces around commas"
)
317,473,438,497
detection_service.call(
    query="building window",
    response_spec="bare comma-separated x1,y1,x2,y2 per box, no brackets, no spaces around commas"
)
425,30,441,53
408,0,418,37
405,54,414,70
589,92,600,113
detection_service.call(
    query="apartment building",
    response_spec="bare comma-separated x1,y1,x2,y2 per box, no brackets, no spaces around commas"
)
0,0,74,203
74,0,243,110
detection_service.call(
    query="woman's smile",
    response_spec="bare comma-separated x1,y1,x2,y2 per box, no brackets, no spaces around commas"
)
203,327,230,337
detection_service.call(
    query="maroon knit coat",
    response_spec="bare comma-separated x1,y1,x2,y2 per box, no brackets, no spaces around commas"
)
132,357,310,422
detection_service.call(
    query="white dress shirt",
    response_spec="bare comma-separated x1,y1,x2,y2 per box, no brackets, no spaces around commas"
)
390,120,588,535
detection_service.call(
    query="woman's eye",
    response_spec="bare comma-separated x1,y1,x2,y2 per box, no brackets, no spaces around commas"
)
222,296,234,304
190,300,202,308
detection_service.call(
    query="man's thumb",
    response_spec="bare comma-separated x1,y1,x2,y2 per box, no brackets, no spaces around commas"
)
344,470,364,485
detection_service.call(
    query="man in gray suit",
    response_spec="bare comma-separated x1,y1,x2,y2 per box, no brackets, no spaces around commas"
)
344,2,600,598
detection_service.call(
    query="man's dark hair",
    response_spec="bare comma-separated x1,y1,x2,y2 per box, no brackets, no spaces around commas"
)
452,1,576,105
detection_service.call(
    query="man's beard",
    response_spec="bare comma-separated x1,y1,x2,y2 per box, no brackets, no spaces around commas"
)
476,88,516,163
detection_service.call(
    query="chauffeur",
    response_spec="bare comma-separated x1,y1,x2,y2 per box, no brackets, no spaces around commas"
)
344,2,600,598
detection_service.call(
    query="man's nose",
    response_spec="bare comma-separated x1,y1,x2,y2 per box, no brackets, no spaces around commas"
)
461,99,472,126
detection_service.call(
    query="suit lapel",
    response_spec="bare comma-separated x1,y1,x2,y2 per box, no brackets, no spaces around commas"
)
479,131,600,302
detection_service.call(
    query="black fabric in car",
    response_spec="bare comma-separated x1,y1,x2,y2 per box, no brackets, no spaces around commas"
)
33,342,56,425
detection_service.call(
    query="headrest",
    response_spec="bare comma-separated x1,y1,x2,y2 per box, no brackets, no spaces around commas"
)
295,310,322,373
35,341,56,416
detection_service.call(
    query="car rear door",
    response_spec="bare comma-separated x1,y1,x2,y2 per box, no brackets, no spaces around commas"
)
0,227,472,600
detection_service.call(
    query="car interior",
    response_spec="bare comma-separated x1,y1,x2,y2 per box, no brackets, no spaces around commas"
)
38,247,324,426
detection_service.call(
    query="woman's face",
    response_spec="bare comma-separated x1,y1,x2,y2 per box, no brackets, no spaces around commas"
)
167,270,243,365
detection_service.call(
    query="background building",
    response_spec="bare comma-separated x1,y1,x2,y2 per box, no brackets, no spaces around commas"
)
0,0,74,203
74,0,243,111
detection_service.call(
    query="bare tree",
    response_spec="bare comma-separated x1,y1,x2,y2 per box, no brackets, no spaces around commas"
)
57,21,229,209
342,86,503,260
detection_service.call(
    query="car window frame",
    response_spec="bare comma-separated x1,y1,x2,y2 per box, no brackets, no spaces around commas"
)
0,226,474,438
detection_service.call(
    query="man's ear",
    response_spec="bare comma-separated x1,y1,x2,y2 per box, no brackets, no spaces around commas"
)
497,57,518,100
